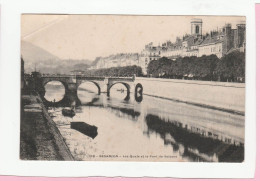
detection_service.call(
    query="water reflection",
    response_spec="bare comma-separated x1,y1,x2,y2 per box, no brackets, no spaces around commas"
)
78,82,100,102
46,83,244,162
109,84,131,101
135,92,143,103
145,114,244,162
44,81,65,102
108,106,140,120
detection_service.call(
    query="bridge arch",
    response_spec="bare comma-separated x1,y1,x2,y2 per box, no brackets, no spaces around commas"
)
42,79,69,94
43,79,68,88
77,80,101,95
42,80,67,104
107,82,131,100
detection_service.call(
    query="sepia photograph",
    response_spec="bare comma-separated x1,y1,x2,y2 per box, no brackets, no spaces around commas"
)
20,14,246,162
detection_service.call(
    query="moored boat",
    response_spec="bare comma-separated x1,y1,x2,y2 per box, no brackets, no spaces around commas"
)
62,108,75,117
71,122,98,139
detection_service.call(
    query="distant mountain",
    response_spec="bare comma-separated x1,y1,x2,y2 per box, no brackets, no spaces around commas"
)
21,41,92,74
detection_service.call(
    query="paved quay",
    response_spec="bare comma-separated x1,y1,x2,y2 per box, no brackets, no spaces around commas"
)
136,78,245,114
20,95,74,160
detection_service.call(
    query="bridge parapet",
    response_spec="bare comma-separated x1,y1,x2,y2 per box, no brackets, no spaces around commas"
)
41,74,72,78
76,75,106,81
107,77,134,82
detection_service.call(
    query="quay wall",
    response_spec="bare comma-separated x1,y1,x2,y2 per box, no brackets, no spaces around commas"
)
38,96,74,160
21,94,74,160
135,77,245,114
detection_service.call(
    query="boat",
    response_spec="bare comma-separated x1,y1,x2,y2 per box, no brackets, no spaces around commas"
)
71,122,98,139
116,88,124,93
62,108,75,117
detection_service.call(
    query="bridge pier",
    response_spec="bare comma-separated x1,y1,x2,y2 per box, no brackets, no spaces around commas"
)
63,90,81,107
66,83,78,94
62,82,80,106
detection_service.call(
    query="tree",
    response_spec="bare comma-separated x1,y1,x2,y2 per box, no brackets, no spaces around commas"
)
147,57,174,77
215,51,245,82
85,65,143,77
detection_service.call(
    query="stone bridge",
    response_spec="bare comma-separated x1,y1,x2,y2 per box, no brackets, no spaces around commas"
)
32,74,142,105
41,75,135,95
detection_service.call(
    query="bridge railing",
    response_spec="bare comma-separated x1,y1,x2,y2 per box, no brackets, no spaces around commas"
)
39,74,135,81
41,74,72,78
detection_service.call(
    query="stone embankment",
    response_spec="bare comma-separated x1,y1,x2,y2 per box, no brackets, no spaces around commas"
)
20,95,74,160
136,77,245,115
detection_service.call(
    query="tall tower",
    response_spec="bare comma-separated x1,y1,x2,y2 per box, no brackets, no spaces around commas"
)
222,24,232,54
236,22,246,48
191,18,203,35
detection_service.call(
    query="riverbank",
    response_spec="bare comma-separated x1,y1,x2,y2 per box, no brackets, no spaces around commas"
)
144,93,244,116
135,77,245,114
20,94,74,160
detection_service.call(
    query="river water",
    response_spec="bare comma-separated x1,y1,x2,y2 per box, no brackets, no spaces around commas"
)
44,81,244,162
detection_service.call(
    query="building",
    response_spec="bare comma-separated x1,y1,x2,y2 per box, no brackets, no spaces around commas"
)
91,53,140,70
91,18,246,75
139,42,162,74
141,18,245,71
191,18,203,35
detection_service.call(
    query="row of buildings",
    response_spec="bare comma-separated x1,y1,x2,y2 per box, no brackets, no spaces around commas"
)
90,18,246,75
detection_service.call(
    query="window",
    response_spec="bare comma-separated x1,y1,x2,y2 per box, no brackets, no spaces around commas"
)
196,25,200,34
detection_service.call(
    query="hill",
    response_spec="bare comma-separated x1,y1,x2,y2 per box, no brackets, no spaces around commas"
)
21,41,92,74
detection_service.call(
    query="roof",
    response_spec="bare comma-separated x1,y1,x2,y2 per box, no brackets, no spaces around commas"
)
172,40,182,47
226,48,241,54
198,35,223,46
191,18,203,23
192,38,204,46
182,35,205,47
186,49,199,52
183,35,194,42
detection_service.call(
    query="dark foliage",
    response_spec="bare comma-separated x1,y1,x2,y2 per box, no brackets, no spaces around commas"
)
215,51,245,82
147,51,245,82
85,65,143,77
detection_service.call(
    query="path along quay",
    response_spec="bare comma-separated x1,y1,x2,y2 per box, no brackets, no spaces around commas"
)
20,94,74,160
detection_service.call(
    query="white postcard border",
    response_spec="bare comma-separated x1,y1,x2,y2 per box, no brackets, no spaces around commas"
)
0,0,256,178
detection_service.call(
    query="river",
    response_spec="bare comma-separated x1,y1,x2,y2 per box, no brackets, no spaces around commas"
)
44,81,244,162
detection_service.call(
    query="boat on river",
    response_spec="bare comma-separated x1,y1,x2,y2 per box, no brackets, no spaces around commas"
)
62,108,75,117
71,122,98,139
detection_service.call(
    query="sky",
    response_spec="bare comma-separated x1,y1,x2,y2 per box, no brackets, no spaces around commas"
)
21,15,245,61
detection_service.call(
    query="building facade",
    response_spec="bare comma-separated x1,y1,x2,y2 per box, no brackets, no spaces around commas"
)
90,18,246,75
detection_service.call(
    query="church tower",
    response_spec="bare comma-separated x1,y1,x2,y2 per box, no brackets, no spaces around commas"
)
191,18,203,36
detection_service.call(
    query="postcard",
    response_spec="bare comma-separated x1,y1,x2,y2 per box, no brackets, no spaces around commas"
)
0,0,256,178
21,14,246,163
